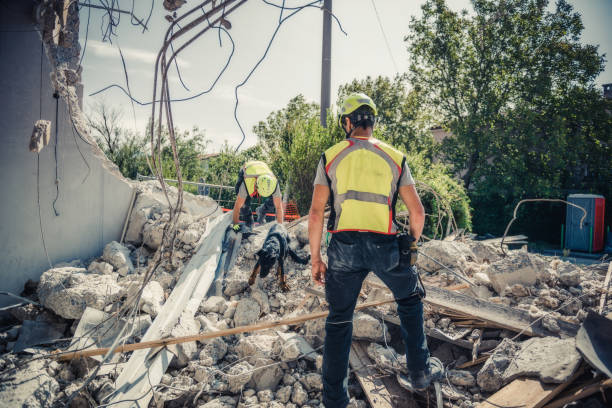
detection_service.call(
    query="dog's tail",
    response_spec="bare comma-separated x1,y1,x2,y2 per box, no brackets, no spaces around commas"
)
288,247,310,264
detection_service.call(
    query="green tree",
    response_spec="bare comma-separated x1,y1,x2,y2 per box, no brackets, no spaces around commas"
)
87,102,210,187
407,0,610,236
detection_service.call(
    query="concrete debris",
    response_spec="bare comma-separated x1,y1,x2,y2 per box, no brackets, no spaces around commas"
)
0,356,59,408
169,313,201,369
486,252,538,295
417,240,476,273
477,338,520,392
233,297,261,326
448,369,476,386
87,260,113,275
228,361,254,393
29,119,51,153
503,337,582,383
352,312,390,342
102,241,134,275
37,266,123,319
200,295,228,314
366,342,406,374
125,280,165,317
4,192,608,408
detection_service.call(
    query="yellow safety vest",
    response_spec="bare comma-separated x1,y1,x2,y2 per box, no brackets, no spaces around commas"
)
243,160,275,197
323,137,405,234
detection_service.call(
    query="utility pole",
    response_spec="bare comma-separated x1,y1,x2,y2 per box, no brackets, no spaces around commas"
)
320,0,332,127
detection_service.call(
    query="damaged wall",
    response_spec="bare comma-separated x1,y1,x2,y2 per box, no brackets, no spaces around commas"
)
0,1,134,307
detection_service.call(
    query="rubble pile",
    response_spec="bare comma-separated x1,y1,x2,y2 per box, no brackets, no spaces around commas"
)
0,214,610,407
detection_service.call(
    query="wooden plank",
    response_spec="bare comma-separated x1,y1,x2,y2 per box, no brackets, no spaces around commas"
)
478,378,558,408
542,378,612,408
364,279,578,338
456,354,490,369
58,295,396,361
479,367,584,408
349,343,393,407
599,262,612,314
305,287,474,350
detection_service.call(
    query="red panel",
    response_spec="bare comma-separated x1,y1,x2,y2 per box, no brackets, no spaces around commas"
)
593,198,605,252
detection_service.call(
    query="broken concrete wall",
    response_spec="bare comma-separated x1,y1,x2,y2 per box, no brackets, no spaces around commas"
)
0,1,134,307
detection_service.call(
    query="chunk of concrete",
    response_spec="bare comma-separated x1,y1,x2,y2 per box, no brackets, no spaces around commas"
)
224,279,249,297
0,357,59,408
87,261,113,275
352,312,389,342
277,332,316,362
37,267,123,319
235,334,278,365
417,240,476,273
477,338,520,392
249,358,284,391
168,314,200,369
233,298,261,327
447,369,476,386
485,252,538,295
228,361,254,393
503,337,581,383
200,296,228,314
556,262,582,287
251,288,270,316
366,342,406,374
300,372,323,392
102,241,134,275
199,338,227,366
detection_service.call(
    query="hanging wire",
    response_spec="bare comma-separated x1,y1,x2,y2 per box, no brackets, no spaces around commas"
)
234,0,347,151
370,0,399,73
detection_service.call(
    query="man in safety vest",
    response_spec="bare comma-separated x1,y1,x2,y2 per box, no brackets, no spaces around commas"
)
308,93,443,407
232,160,284,230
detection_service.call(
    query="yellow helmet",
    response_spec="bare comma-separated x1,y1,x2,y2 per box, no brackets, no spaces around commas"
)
338,92,378,127
256,174,277,197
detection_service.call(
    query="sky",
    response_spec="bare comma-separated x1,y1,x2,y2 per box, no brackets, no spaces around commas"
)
79,0,612,152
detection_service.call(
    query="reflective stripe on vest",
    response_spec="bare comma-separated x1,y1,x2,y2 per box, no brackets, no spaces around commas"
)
324,137,404,234
243,161,274,196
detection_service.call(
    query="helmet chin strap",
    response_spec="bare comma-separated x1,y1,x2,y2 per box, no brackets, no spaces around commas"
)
343,119,355,138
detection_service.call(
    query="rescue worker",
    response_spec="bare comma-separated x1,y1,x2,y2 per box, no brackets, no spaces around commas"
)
232,160,284,230
308,93,443,407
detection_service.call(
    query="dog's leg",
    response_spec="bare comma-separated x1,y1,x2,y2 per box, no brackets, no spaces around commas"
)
249,260,261,286
277,261,289,292
288,247,310,264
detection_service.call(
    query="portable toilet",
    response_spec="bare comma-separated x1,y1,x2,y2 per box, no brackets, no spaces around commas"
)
564,194,606,252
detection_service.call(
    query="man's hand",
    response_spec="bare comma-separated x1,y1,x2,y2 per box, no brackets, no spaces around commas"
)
232,223,242,232
311,258,327,286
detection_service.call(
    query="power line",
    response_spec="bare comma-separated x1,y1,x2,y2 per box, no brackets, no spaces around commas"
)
234,0,347,151
370,0,399,73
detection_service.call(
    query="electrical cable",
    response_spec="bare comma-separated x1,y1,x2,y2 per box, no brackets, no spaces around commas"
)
370,0,399,73
52,93,60,216
78,0,91,67
36,38,53,269
88,26,235,105
234,0,347,152
116,41,138,128
170,23,191,91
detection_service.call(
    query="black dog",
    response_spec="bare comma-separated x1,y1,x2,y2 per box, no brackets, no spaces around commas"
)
249,223,309,292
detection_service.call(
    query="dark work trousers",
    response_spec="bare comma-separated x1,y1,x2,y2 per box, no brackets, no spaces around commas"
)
240,195,254,226
256,196,276,224
322,232,429,408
